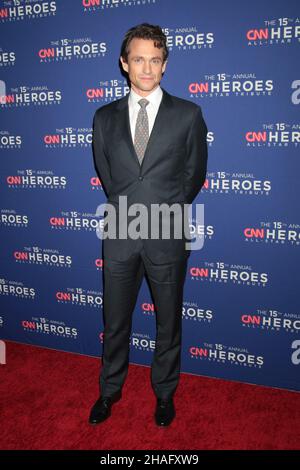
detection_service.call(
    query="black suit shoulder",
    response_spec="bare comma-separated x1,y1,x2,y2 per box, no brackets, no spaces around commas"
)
93,90,203,122
93,96,124,119
169,93,203,117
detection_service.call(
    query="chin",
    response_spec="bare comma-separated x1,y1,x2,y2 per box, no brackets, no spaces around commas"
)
136,84,153,92
140,81,156,88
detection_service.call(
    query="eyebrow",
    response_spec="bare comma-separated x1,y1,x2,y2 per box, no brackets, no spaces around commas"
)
131,56,163,60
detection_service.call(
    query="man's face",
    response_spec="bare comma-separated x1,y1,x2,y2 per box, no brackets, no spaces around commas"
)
120,38,167,96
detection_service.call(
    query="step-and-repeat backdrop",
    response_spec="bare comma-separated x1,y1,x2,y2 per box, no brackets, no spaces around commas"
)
0,0,299,392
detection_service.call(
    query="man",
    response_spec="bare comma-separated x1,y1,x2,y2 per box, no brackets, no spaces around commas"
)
90,23,208,426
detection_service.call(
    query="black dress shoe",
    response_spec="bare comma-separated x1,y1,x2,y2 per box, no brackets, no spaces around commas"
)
88,390,122,425
155,398,175,426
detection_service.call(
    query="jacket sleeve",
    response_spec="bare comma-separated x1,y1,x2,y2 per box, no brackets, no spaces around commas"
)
184,106,208,205
92,110,112,197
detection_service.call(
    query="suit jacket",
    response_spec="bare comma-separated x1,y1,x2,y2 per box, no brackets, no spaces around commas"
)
92,87,208,263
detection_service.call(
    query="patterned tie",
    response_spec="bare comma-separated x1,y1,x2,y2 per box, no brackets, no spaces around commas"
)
134,98,150,165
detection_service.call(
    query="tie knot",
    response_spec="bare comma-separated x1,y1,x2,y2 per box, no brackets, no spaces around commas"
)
138,98,149,109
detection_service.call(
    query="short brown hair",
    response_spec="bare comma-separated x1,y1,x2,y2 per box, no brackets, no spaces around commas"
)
120,23,169,63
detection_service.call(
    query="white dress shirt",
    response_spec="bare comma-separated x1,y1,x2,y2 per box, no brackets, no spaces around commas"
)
128,85,163,142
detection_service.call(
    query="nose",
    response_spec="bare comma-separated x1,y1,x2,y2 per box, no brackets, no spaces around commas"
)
143,60,151,74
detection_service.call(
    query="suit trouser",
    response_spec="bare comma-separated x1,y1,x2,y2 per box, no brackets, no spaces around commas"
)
99,243,188,399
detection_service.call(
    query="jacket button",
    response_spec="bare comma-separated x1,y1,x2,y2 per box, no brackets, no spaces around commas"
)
139,176,143,181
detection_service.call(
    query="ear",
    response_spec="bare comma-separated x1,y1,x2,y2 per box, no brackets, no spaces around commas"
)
120,56,129,73
162,60,168,73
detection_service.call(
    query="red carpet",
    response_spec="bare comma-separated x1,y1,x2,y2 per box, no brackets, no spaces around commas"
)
0,341,299,450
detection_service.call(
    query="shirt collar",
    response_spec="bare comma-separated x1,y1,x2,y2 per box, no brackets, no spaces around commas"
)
129,85,163,108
